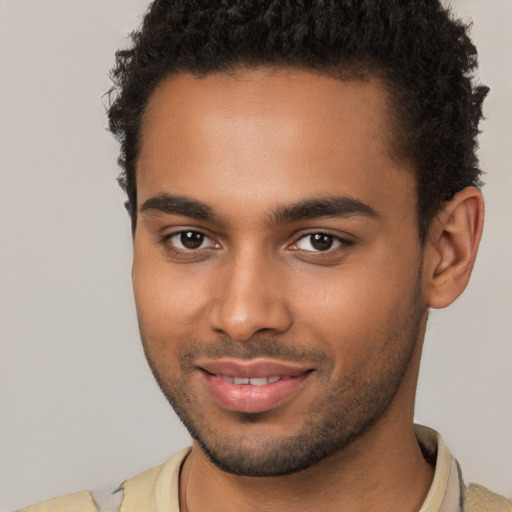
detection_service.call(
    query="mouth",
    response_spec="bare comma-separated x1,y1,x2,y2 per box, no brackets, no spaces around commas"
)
210,374,293,385
197,359,313,414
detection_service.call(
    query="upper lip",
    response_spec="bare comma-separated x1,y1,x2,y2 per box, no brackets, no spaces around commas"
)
197,358,313,378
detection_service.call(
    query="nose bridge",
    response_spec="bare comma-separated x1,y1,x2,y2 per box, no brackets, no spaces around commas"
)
209,244,292,341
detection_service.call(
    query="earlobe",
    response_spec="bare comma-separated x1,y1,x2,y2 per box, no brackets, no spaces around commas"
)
424,187,484,309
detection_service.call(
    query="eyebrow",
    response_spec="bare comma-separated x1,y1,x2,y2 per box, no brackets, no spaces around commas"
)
139,193,378,224
140,194,216,221
267,196,379,225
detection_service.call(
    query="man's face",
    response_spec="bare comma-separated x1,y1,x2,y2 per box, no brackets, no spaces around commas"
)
133,68,428,476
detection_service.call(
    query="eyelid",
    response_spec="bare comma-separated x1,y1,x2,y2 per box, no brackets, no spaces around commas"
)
157,226,354,255
160,228,220,251
288,231,354,252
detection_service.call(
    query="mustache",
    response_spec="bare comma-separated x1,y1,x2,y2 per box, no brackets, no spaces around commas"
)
180,337,329,365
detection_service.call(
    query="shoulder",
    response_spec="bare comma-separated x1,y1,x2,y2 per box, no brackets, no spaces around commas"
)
15,466,161,512
16,491,98,512
14,467,161,512
15,487,126,512
464,483,512,512
15,448,191,512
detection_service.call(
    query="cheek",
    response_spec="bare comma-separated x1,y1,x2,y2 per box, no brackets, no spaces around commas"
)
132,241,211,350
290,248,421,359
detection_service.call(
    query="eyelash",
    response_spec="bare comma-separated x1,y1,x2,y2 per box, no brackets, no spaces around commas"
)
159,229,353,257
159,230,219,256
291,232,353,252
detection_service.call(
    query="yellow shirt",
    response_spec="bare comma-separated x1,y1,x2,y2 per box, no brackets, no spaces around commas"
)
17,426,511,512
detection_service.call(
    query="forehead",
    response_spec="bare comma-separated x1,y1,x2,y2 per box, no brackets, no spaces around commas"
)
137,68,415,219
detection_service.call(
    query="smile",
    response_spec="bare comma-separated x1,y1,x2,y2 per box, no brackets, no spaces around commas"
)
198,363,311,413
213,374,291,385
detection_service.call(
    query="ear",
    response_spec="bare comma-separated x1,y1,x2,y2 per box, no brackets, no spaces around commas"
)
423,187,484,309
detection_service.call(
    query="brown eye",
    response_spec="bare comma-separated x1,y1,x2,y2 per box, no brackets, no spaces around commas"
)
179,231,205,249
162,229,220,258
166,230,212,251
310,234,334,251
295,233,339,252
292,232,351,253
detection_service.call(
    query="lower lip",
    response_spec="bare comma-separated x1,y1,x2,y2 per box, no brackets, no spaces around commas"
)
201,371,310,413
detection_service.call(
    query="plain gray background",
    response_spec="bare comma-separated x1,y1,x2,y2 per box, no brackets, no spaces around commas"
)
0,1,510,509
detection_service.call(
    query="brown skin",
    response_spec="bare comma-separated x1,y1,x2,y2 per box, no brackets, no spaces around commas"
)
133,68,484,512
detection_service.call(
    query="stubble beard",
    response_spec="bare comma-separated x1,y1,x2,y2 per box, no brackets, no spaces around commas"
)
141,282,425,477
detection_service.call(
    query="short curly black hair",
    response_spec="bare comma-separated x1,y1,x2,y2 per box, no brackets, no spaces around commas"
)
107,0,488,239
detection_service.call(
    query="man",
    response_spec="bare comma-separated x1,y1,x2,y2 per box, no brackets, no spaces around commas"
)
18,1,510,511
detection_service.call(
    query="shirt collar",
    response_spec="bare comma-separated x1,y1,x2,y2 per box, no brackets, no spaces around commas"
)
416,424,464,512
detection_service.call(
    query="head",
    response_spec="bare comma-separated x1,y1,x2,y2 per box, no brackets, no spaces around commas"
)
107,0,487,477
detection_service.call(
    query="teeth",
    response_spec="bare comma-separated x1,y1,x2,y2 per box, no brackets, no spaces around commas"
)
217,375,283,385
249,377,268,386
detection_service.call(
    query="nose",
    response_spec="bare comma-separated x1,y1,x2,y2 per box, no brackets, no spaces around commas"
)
208,249,293,342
